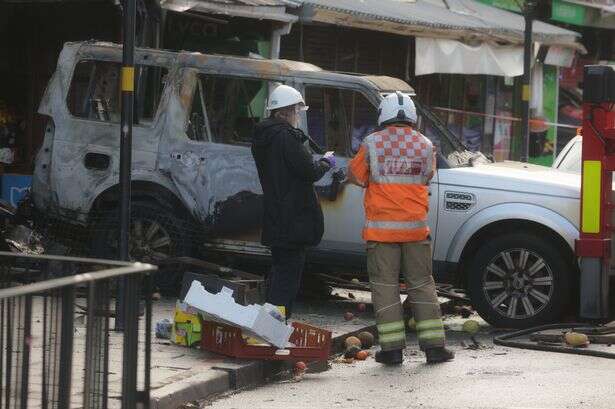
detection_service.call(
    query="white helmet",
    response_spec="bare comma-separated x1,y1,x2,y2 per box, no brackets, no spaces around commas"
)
378,91,417,126
266,85,308,111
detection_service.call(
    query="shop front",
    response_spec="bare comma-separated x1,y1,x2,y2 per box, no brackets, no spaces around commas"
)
0,1,121,205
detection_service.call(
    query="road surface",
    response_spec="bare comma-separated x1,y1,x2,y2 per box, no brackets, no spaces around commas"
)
205,329,615,409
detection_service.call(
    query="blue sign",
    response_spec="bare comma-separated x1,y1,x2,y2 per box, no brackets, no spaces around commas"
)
1,174,32,207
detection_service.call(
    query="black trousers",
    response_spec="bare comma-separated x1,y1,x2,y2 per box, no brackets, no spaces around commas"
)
266,246,307,318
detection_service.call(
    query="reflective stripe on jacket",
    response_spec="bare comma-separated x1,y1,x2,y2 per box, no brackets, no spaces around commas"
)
349,125,434,243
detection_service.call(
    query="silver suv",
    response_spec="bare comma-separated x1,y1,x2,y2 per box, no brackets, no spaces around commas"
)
34,42,582,328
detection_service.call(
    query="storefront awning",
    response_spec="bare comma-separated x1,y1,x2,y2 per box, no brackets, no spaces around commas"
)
297,0,585,52
415,38,524,76
159,0,300,22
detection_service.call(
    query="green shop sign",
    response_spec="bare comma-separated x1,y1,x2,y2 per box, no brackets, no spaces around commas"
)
551,0,586,25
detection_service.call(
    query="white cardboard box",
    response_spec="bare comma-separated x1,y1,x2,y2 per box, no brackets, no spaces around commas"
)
183,281,293,348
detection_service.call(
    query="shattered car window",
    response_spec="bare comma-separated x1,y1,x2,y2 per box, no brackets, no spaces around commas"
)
67,60,166,125
68,60,121,122
199,75,269,145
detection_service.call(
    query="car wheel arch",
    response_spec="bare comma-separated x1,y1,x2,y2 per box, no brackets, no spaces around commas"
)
90,180,193,221
445,203,578,284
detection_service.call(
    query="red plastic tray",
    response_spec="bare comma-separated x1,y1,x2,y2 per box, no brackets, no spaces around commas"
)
201,320,332,362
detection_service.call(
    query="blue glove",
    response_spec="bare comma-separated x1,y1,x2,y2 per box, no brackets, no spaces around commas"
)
321,152,336,168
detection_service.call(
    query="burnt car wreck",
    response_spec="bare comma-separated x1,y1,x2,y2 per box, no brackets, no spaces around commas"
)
33,41,433,273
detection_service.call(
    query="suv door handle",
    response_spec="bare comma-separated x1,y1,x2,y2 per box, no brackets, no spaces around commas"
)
84,152,110,170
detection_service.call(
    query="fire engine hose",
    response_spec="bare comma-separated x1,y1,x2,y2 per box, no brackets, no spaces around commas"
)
493,323,615,359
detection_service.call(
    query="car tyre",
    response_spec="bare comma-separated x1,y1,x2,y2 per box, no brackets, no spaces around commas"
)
91,201,192,293
467,232,573,328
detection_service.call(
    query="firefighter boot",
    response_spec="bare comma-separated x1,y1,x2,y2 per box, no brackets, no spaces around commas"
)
375,349,403,365
425,347,455,364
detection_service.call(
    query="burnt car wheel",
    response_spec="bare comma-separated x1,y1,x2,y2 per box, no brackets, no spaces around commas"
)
91,201,192,291
467,232,573,328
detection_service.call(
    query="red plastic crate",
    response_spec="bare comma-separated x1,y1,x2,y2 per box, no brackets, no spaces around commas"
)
201,320,332,362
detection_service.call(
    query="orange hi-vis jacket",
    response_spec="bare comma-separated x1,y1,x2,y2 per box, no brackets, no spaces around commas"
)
349,125,434,243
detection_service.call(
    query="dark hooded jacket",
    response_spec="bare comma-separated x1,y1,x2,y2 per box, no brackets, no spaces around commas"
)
251,118,330,248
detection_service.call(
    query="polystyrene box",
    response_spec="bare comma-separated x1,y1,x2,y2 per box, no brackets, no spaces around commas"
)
184,281,293,348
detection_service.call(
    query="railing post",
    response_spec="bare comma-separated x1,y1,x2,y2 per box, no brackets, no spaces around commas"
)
121,275,139,409
57,287,75,409
144,274,152,409
20,296,32,409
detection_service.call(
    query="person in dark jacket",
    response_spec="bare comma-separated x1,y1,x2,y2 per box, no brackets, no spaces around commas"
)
251,85,335,318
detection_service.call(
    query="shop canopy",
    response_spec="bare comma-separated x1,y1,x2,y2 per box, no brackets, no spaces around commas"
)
159,0,300,22
297,0,582,49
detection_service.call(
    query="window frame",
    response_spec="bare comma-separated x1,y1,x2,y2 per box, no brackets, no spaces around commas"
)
296,81,380,157
65,57,167,129
190,73,275,146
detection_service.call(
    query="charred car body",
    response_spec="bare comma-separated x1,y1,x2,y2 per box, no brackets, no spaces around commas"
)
34,42,582,327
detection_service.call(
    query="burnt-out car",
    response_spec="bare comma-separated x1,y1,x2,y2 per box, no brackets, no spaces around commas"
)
35,42,586,328
33,41,458,268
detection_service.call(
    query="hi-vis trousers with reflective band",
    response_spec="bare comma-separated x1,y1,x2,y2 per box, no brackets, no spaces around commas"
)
367,240,445,351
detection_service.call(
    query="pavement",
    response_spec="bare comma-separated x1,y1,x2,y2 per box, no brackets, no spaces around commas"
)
149,297,376,409
204,325,615,409
22,294,376,409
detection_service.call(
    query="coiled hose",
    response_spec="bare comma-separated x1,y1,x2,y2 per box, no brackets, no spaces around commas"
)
493,323,615,359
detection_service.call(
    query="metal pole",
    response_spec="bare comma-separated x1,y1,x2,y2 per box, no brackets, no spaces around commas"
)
520,1,534,162
119,0,138,404
115,0,136,332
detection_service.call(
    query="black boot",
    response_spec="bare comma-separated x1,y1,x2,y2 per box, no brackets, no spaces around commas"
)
375,349,403,365
425,347,455,364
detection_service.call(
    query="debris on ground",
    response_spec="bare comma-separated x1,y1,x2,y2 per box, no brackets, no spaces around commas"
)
155,318,172,339
358,331,374,348
462,319,480,334
184,282,293,348
565,332,590,347
344,312,354,321
294,361,307,377
345,336,362,349
345,345,361,359
355,350,369,360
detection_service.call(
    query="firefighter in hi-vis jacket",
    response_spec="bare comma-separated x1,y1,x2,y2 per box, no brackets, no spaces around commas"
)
348,92,455,365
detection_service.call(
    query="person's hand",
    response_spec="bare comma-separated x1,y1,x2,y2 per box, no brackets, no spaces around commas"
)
320,152,336,168
332,168,346,183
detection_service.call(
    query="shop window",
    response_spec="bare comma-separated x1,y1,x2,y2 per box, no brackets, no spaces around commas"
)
67,60,166,125
304,87,377,155
197,75,268,145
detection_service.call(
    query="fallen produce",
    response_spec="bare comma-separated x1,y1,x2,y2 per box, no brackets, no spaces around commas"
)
345,336,362,349
344,345,361,359
463,320,480,335
358,331,374,348
344,312,354,321
355,350,369,360
565,332,590,347
494,323,615,359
